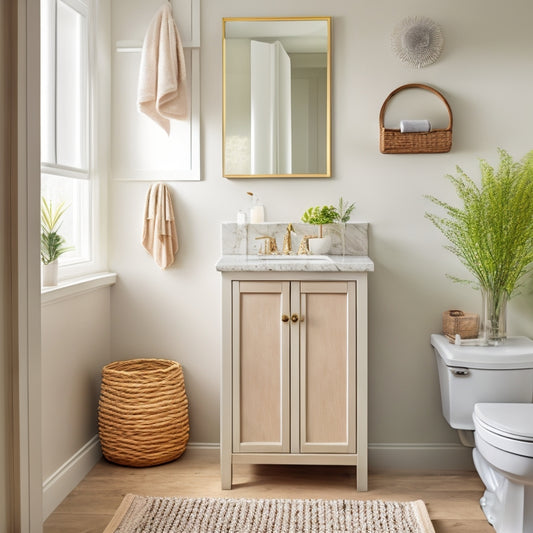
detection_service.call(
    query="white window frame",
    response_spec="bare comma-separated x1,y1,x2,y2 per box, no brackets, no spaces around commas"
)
41,0,89,170
41,0,109,282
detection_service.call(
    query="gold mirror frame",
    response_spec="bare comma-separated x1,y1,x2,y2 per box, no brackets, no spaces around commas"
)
223,17,331,179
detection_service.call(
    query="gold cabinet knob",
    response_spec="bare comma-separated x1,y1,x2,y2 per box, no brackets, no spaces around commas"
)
291,314,299,323
281,314,289,322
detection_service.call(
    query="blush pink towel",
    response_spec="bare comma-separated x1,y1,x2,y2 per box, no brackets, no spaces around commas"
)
137,3,188,135
142,183,179,269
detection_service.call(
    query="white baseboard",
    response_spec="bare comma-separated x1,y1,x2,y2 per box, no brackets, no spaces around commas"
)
42,435,102,520
185,442,220,455
41,440,217,519
368,442,474,471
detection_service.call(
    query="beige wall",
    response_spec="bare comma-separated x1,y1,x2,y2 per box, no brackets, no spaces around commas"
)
103,0,533,466
41,289,112,476
41,287,112,518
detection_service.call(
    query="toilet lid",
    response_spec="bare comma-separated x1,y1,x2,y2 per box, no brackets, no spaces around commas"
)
474,403,533,441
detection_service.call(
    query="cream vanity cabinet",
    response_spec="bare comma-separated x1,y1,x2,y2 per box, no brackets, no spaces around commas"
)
219,268,370,492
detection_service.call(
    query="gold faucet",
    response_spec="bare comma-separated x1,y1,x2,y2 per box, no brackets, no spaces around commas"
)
255,235,279,255
282,223,295,255
297,235,315,255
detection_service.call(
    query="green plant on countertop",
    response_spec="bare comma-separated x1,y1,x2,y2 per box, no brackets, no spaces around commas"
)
301,198,356,237
41,198,73,265
301,205,338,237
425,148,533,343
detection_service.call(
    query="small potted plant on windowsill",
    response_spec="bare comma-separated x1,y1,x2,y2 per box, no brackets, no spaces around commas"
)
41,198,72,287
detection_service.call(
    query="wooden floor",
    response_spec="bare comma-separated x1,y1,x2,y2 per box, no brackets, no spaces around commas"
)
44,450,494,533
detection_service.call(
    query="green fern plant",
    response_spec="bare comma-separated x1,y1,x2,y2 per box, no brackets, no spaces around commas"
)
41,198,73,265
425,148,533,300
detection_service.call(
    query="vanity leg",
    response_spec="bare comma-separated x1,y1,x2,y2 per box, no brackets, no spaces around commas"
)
221,456,232,490
356,460,368,491
357,468,368,492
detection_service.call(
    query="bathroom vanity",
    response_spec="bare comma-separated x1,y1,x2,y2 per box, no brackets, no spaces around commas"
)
216,223,373,490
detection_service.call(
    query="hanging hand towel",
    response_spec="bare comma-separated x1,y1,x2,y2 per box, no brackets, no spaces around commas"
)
142,183,179,269
137,3,188,135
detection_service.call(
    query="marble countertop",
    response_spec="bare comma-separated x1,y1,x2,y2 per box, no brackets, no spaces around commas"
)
216,254,375,272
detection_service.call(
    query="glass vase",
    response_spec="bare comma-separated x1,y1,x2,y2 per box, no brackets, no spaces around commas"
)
480,287,508,346
338,222,346,256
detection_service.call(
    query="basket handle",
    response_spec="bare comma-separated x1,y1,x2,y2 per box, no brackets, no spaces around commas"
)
379,83,453,131
447,310,465,317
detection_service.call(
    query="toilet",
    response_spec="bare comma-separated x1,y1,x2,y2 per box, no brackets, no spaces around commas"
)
431,333,533,533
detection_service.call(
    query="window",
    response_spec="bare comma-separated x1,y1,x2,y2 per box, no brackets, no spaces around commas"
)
41,0,103,278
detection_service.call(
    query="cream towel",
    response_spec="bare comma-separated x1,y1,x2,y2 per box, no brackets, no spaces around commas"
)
142,183,179,269
137,3,188,135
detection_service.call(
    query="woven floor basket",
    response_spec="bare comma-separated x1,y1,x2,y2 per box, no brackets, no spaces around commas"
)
379,83,453,154
98,358,189,467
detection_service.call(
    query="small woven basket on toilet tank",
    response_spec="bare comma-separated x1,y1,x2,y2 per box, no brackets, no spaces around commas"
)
442,309,479,343
98,358,189,467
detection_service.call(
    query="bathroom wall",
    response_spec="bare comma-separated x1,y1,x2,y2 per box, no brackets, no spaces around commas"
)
41,288,112,517
108,0,533,468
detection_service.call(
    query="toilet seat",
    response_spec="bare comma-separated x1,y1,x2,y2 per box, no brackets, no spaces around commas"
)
474,403,533,458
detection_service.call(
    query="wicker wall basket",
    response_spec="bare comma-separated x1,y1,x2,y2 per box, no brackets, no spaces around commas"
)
98,358,189,467
379,83,453,154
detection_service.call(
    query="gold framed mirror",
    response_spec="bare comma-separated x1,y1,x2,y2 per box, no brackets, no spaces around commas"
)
223,17,331,178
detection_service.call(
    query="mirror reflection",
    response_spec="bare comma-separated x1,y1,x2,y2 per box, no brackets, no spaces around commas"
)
223,17,331,178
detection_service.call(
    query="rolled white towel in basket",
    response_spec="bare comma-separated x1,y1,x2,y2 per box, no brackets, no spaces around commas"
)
400,119,431,133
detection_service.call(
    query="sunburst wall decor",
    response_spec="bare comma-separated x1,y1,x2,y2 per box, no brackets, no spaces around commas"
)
391,16,444,68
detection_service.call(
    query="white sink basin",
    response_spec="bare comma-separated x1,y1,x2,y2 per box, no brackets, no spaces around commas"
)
255,255,333,263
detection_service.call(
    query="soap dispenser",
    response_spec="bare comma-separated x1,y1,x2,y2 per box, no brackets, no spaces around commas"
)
247,192,265,223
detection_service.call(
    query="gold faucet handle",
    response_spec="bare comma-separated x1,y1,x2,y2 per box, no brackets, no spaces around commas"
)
297,234,315,255
255,235,278,255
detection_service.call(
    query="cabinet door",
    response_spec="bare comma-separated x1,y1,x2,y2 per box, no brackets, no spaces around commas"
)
297,281,356,453
232,281,291,453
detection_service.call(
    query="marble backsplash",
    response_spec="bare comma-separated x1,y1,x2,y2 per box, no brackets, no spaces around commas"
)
221,222,369,256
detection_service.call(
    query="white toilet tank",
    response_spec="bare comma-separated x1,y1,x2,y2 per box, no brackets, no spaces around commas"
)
431,334,533,430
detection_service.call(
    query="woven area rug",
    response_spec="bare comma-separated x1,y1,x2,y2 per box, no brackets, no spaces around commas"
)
104,495,435,533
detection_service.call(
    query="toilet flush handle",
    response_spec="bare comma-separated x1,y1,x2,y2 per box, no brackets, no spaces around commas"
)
450,367,470,377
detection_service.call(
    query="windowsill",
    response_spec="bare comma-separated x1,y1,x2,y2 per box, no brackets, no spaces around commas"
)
41,271,117,305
